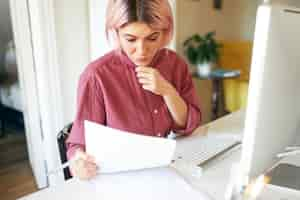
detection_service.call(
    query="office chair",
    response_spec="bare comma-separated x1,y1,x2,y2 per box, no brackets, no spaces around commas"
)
57,122,73,180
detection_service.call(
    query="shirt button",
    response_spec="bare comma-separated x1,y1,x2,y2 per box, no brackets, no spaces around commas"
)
153,109,158,114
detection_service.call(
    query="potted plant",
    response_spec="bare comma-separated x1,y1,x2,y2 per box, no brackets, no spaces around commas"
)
183,31,221,77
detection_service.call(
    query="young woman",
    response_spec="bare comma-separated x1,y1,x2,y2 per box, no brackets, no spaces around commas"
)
67,0,201,180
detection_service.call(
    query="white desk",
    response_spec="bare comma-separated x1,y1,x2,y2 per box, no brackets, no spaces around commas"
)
180,110,245,200
18,110,300,200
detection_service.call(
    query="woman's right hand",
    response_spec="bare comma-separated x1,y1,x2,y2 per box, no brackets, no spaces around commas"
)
69,149,98,180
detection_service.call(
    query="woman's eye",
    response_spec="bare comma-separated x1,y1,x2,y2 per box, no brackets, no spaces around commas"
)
148,37,158,41
126,38,136,42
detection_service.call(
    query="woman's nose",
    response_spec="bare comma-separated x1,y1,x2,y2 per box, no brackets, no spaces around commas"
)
136,41,148,55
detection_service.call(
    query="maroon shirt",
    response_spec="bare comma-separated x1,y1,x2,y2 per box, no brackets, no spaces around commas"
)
66,48,201,159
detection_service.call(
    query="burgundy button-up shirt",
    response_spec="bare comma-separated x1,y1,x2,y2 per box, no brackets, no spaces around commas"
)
66,48,201,159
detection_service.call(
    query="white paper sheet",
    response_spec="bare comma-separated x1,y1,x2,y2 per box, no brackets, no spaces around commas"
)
84,120,176,173
89,167,212,200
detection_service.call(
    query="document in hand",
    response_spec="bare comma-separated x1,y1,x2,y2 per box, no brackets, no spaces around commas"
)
89,167,212,200
84,120,176,173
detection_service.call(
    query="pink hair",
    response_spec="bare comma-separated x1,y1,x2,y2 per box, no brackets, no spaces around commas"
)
105,0,174,48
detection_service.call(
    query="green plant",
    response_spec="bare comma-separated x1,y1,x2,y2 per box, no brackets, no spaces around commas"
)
183,31,221,65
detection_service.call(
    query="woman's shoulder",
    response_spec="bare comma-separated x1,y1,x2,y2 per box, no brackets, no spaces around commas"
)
159,48,189,75
86,50,118,71
80,50,119,78
161,48,188,66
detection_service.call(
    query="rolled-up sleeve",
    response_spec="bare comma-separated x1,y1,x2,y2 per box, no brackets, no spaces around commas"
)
171,58,201,135
66,70,105,160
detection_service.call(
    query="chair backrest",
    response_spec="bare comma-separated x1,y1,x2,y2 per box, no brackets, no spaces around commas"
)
57,123,73,180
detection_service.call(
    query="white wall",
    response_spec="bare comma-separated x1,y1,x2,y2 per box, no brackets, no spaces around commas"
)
53,0,91,124
89,0,111,61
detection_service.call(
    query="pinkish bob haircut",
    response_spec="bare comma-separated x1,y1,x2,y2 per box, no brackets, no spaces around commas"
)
105,0,174,48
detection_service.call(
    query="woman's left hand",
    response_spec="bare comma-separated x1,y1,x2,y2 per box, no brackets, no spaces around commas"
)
136,66,174,96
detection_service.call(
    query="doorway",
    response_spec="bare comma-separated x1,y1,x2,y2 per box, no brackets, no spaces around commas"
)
0,1,38,199
0,0,67,197
9,0,66,189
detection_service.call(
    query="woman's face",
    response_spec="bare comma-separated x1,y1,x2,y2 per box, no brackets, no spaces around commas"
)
118,22,164,66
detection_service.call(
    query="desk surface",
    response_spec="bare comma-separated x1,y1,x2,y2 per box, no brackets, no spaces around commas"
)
19,110,300,200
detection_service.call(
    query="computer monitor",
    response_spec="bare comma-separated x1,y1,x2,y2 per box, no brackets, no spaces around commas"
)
240,2,300,183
